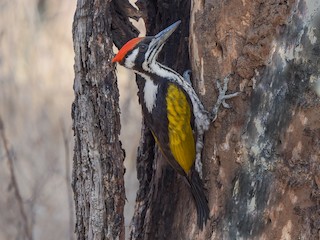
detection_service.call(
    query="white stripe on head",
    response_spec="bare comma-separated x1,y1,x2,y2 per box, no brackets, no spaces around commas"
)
125,48,139,68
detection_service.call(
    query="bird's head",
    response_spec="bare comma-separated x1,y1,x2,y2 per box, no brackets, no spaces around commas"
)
112,20,181,72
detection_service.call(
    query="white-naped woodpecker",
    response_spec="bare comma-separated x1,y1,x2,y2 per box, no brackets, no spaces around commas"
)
112,20,239,229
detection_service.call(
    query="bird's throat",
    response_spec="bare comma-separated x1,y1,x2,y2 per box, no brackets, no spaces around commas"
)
140,73,158,113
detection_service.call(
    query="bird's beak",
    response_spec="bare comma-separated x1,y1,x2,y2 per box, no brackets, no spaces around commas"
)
149,20,181,52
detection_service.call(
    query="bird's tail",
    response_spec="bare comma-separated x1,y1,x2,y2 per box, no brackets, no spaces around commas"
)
186,169,209,230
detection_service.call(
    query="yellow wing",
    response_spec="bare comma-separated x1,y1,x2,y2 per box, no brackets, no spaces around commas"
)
166,83,195,173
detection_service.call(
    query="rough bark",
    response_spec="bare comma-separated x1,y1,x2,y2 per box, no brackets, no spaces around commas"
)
190,0,320,239
129,0,320,239
72,0,125,239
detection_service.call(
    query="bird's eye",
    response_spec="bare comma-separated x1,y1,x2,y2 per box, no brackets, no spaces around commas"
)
139,44,148,52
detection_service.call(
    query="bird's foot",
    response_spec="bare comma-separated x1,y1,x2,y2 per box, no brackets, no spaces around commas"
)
211,74,240,122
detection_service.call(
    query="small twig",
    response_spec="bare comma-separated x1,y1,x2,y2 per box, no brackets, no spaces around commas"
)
0,116,32,240
60,120,75,240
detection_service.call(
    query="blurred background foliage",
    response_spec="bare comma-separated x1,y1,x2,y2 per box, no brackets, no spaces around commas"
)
0,0,142,239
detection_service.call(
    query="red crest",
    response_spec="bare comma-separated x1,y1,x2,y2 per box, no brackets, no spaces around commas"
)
112,37,143,63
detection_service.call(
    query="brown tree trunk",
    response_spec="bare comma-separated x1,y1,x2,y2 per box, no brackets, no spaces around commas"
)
72,0,125,239
190,0,320,239
129,0,320,239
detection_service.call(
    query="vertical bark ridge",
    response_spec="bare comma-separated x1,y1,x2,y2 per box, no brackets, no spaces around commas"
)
72,0,125,239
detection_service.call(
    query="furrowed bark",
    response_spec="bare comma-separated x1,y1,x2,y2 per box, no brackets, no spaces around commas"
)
72,0,125,239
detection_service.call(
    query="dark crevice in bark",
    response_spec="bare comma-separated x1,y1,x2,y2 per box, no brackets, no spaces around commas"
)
128,1,192,240
110,0,140,48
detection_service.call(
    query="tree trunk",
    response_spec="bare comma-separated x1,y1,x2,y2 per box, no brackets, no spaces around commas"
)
129,0,320,239
72,0,125,239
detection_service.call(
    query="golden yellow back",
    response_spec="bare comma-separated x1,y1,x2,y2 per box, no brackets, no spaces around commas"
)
166,83,195,173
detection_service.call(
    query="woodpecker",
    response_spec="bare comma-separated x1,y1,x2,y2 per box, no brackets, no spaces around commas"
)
112,20,238,229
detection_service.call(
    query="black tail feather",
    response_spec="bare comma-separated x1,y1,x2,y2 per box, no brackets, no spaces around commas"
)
186,169,209,230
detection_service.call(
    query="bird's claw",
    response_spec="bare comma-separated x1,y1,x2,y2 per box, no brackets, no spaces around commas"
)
211,74,240,121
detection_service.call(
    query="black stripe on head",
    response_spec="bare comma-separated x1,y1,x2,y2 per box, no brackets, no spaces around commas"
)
131,38,153,71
